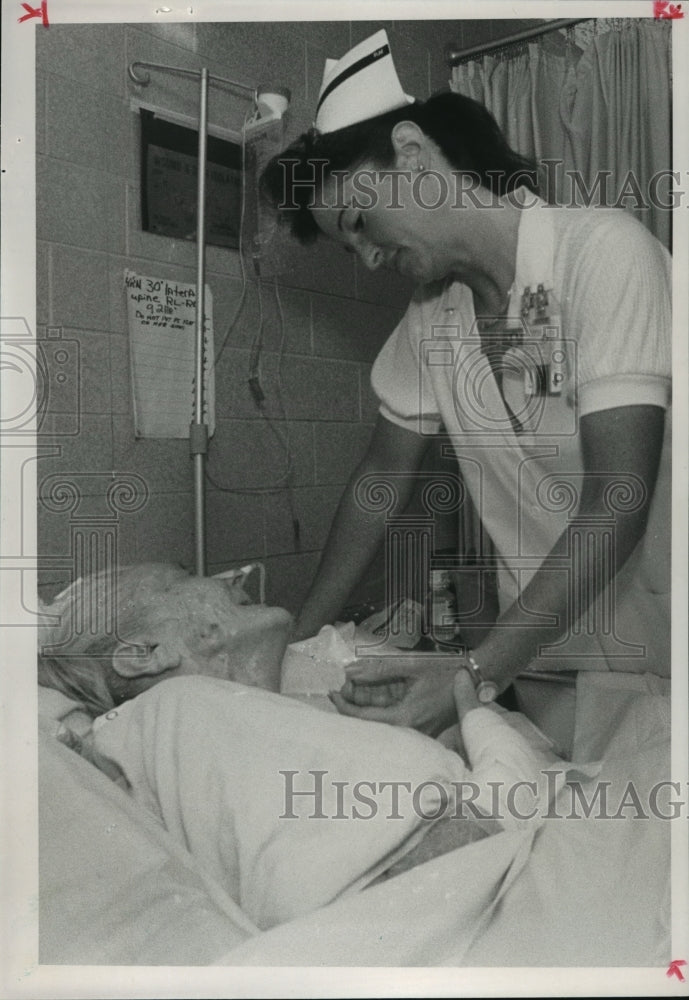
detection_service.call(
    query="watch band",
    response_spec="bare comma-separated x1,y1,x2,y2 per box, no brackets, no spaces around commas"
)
463,653,498,704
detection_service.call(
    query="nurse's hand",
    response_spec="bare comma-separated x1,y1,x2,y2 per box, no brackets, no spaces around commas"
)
329,663,458,737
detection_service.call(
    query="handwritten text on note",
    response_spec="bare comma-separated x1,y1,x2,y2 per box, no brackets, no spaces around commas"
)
124,270,215,440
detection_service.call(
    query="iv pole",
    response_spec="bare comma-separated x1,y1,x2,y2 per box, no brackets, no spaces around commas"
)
128,61,258,577
191,67,210,578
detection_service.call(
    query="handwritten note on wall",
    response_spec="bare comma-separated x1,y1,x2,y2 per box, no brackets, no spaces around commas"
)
124,270,215,439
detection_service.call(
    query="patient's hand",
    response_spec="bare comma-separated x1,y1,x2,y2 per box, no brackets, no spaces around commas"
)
333,678,409,709
331,652,487,735
330,663,458,736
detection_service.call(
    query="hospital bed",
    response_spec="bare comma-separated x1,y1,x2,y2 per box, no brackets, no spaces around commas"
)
38,663,671,969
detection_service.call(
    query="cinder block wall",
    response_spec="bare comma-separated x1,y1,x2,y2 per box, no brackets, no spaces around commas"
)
36,17,529,613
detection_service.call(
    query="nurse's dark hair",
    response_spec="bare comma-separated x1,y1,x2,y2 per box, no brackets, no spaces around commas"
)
260,91,539,244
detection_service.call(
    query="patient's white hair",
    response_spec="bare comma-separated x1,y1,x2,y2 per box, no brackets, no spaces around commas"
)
38,563,189,717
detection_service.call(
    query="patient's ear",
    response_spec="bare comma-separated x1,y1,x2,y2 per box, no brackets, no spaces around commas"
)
111,640,181,679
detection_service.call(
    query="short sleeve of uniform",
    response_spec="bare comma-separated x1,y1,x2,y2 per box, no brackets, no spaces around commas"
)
562,211,671,416
370,283,445,436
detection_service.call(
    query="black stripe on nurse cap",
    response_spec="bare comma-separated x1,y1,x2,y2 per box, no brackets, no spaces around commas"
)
315,42,391,117
314,29,414,134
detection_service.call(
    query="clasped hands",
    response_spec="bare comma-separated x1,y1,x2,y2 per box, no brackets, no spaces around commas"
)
328,651,481,736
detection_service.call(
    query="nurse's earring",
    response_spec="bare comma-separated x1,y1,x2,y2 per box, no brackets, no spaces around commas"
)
418,163,425,172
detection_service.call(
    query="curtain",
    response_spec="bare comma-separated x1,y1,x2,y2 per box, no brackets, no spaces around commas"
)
451,20,672,248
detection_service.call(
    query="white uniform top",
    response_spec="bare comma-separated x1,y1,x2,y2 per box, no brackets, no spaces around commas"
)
371,191,672,675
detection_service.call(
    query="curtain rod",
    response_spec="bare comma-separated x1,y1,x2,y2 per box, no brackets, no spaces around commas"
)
445,18,587,66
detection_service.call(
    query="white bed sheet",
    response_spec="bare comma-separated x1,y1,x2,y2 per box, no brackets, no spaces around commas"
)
218,680,671,967
38,671,672,967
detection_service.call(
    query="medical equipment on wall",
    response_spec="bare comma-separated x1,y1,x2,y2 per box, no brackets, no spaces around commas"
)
128,59,290,576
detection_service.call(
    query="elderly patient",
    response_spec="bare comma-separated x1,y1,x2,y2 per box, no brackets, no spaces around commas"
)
38,562,565,930
38,562,293,717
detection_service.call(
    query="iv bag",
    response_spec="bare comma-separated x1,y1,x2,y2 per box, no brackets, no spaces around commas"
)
242,116,293,278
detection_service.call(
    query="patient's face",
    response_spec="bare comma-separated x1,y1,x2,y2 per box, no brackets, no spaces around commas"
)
116,569,293,696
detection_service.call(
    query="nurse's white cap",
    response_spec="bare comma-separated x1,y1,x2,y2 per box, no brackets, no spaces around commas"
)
315,29,415,134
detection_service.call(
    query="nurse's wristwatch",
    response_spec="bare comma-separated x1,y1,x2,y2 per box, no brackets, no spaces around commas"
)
460,652,499,704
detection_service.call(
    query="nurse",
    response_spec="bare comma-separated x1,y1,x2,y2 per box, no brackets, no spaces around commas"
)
261,30,672,735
